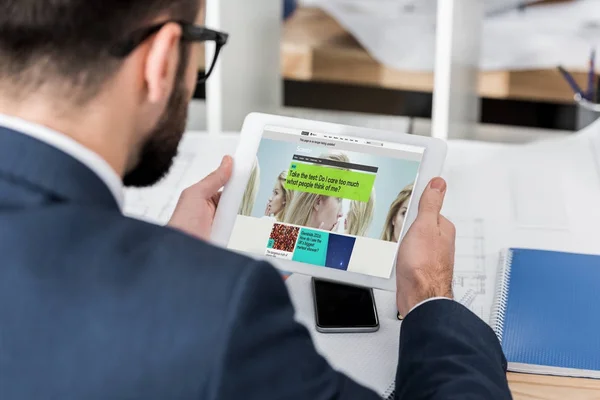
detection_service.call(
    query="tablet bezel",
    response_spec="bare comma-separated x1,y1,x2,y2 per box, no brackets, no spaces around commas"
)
211,113,447,291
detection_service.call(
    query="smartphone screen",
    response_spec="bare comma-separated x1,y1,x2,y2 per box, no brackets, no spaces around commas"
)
313,279,378,329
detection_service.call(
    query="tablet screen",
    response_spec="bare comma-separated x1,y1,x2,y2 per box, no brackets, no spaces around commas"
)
228,126,424,279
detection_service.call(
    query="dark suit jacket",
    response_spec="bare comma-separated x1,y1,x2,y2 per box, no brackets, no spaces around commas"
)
0,126,512,399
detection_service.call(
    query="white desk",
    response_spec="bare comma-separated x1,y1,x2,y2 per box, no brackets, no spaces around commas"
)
124,128,600,399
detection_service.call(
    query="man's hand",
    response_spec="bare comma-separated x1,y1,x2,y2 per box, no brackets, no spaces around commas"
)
396,177,456,316
168,156,233,241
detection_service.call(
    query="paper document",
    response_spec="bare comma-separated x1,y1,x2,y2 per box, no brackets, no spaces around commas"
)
315,0,600,71
441,118,600,321
123,133,239,224
285,274,399,397
451,218,496,322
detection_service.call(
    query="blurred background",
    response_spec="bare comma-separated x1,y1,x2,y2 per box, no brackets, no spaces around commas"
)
188,0,600,143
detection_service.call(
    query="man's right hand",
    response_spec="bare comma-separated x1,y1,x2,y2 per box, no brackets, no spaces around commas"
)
396,177,456,317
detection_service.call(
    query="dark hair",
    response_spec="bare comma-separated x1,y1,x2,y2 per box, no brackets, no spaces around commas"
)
0,0,200,101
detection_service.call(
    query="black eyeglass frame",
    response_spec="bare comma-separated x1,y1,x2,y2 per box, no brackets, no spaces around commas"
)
110,21,229,82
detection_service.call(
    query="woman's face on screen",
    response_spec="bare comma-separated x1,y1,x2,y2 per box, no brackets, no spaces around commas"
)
312,196,342,231
392,200,409,242
267,181,285,216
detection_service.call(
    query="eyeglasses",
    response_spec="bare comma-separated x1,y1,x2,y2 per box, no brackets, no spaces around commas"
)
111,21,229,83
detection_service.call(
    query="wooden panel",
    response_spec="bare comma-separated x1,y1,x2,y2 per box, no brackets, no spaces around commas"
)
282,44,313,81
380,69,436,93
508,373,600,400
479,71,511,99
507,69,588,103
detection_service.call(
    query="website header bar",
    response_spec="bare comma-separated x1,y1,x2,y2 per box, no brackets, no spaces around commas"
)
292,154,379,173
264,125,424,154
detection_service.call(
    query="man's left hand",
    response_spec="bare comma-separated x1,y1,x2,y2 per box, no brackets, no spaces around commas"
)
168,156,233,240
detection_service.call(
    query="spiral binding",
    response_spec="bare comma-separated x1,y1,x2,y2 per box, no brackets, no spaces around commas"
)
383,382,395,399
489,249,513,344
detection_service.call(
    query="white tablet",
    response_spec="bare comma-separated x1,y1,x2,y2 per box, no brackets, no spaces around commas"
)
212,113,447,291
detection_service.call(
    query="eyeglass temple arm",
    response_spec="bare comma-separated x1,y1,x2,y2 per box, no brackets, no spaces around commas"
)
182,26,229,46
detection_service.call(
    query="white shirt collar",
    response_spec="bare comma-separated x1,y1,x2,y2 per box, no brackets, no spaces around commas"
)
0,113,124,209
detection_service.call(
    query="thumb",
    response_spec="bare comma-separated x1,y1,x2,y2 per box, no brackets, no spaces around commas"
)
417,178,447,221
189,156,233,198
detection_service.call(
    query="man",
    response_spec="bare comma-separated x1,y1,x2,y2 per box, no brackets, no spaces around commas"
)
0,1,512,399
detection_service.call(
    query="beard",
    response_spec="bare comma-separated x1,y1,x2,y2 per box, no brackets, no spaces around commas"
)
123,62,190,188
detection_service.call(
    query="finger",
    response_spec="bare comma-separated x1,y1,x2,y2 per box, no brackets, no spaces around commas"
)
417,178,447,223
318,221,325,230
187,156,233,198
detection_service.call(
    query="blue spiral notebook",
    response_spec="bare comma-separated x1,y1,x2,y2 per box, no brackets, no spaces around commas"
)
490,248,600,379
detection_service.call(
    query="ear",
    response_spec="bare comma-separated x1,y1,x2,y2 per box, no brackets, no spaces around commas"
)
314,195,324,211
144,22,182,104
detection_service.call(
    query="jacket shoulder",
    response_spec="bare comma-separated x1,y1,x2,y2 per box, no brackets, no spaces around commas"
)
114,213,258,277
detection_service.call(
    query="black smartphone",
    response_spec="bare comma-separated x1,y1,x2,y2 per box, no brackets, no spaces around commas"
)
312,278,379,333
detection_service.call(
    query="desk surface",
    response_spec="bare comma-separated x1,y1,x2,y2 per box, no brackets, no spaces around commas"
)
508,373,600,400
127,133,600,400
199,7,588,104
